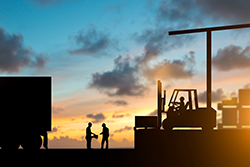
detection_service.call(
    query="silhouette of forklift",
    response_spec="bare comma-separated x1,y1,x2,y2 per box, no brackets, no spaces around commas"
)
162,88,216,131
134,81,216,131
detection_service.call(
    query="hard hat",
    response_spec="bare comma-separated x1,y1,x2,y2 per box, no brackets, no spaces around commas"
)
88,122,92,126
180,96,185,101
102,123,106,127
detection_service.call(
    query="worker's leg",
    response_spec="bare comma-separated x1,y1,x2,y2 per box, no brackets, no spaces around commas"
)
101,138,104,149
44,133,48,149
86,139,88,149
42,131,48,149
105,138,108,149
87,138,92,149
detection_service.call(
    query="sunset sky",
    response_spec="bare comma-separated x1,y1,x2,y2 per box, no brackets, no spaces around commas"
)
1,0,250,148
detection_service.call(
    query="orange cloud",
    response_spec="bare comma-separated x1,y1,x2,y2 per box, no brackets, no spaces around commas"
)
48,135,133,148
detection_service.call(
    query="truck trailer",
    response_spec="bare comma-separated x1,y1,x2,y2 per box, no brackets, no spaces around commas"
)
0,76,51,149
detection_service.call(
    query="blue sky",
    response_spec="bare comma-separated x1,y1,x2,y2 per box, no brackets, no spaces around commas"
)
1,0,250,148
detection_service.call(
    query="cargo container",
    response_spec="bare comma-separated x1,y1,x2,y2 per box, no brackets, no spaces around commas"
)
0,76,51,149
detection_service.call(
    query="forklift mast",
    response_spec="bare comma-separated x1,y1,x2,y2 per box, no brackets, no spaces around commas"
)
157,80,165,128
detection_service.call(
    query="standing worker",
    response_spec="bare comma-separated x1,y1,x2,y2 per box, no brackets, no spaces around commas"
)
85,122,98,149
100,123,109,149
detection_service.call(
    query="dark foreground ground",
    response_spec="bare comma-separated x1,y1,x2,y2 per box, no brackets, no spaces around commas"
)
1,130,248,167
32,129,250,167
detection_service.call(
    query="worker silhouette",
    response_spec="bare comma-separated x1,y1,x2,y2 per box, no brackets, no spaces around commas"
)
85,122,98,149
174,96,188,114
100,123,109,149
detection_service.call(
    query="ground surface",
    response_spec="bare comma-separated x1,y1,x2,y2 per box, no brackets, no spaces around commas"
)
32,129,250,167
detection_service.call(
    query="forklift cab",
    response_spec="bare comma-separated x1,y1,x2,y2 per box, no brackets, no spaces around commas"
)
168,89,199,112
164,88,216,130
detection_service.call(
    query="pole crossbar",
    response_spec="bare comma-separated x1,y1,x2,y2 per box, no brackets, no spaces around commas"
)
169,23,250,35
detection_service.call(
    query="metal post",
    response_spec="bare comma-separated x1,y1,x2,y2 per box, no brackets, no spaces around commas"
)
158,80,162,129
207,30,212,109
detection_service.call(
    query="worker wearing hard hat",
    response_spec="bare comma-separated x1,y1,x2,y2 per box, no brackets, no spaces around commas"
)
100,123,109,149
174,96,187,114
85,122,98,149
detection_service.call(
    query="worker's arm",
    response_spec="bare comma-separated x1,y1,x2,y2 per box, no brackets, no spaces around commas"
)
173,102,180,106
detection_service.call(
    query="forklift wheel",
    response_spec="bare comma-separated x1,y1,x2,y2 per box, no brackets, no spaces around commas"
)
163,119,173,131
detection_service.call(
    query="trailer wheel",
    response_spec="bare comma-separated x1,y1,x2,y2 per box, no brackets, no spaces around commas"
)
21,135,42,149
0,137,21,149
163,119,173,131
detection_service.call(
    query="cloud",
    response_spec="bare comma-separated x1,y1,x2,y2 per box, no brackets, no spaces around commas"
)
105,100,129,106
88,5,201,97
213,45,250,72
108,138,133,148
112,112,131,118
133,27,196,65
0,27,50,73
37,0,63,5
88,55,148,96
105,1,127,12
107,120,117,123
132,27,196,83
157,0,200,25
156,0,250,27
114,126,133,133
217,112,222,124
230,91,237,97
86,113,106,123
48,135,87,148
52,106,64,114
184,51,196,67
148,109,157,116
52,127,58,132
48,126,60,133
68,26,118,56
88,50,196,96
48,136,133,148
142,56,195,82
243,83,250,89
31,0,75,6
196,0,250,24
198,88,227,103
